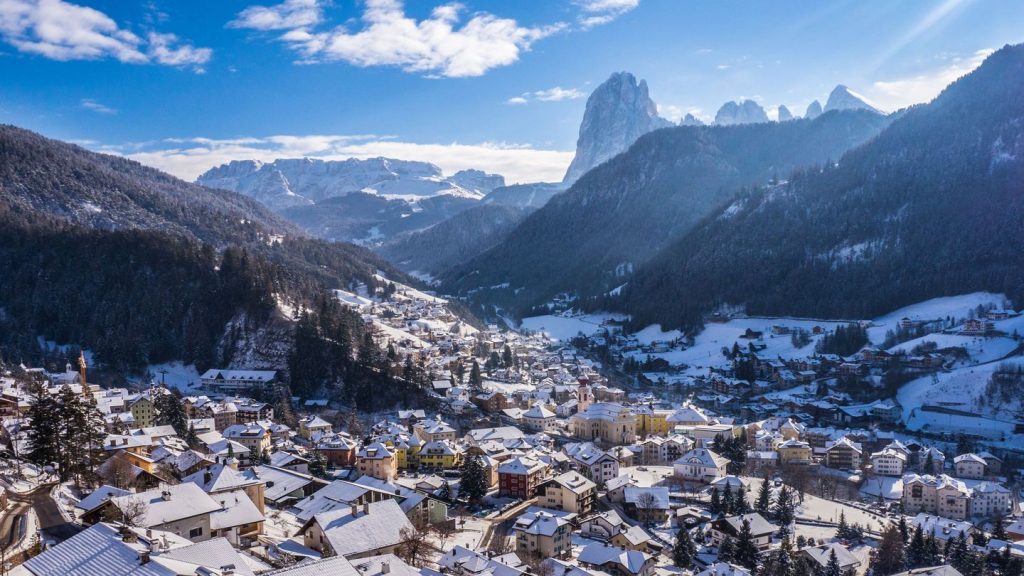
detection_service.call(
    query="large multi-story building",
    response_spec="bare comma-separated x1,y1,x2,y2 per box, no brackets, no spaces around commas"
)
356,442,398,481
871,447,908,476
902,474,971,520
537,472,597,514
498,456,549,499
513,510,572,559
570,403,637,446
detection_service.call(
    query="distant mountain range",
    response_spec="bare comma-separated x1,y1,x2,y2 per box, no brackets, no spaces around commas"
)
615,43,1024,332
440,108,892,315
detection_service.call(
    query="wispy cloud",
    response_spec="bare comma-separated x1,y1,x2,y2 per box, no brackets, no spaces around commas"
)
80,98,117,114
508,86,586,104
869,48,992,110
0,0,210,71
575,0,640,29
229,0,321,31
114,134,573,184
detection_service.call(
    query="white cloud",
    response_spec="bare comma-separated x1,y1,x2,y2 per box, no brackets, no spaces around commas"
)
574,0,639,28
146,32,211,69
508,86,586,105
0,0,210,70
80,98,116,114
118,134,573,185
657,104,683,123
229,0,321,31
231,0,566,78
533,87,585,101
869,48,992,110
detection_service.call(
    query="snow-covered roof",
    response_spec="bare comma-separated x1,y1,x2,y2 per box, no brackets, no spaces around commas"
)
578,542,651,575
209,490,264,530
309,499,414,559
111,483,220,528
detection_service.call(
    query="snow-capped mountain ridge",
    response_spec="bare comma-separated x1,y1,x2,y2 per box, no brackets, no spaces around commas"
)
197,157,504,211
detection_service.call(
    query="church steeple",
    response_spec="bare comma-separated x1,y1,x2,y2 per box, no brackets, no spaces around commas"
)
78,350,88,396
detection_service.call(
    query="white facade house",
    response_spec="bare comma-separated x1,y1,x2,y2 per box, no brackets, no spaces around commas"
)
871,448,907,476
673,448,729,483
954,453,987,479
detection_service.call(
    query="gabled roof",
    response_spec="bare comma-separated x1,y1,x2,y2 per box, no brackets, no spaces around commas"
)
111,483,221,528
183,462,262,493
801,543,861,568
306,499,414,559
578,542,651,575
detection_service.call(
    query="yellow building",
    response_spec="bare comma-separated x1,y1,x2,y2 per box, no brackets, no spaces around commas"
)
777,439,812,465
418,440,462,470
129,396,157,429
634,407,673,437
570,403,637,446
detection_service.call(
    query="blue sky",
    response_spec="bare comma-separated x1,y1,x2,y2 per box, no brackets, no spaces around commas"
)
1,0,1021,183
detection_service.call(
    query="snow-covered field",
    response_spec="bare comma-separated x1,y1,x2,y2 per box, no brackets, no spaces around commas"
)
137,361,201,391
887,333,1018,366
627,318,845,375
519,312,627,341
867,292,1007,343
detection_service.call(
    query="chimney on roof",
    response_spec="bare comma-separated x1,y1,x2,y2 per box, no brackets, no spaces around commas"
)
161,489,171,501
381,562,391,574
351,503,359,517
363,502,370,515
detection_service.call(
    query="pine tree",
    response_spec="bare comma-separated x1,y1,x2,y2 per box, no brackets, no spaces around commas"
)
722,483,734,515
870,525,906,576
309,450,328,479
734,518,760,570
734,486,751,515
673,527,696,568
438,481,452,501
993,516,1007,541
793,558,813,576
718,536,735,563
773,486,795,527
823,549,842,576
155,388,189,437
710,487,722,515
25,376,60,471
756,476,772,515
459,454,488,504
906,525,925,568
898,515,909,543
469,361,483,390
836,511,850,540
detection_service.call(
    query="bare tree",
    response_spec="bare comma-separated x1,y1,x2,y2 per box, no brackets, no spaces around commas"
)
636,491,659,525
103,496,149,529
429,521,456,550
397,526,427,567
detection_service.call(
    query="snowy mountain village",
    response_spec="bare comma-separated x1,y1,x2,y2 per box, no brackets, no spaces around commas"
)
2,281,1023,576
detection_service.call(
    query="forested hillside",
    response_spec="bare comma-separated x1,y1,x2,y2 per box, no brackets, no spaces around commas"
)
0,126,433,409
615,44,1024,332
378,204,531,276
441,110,891,317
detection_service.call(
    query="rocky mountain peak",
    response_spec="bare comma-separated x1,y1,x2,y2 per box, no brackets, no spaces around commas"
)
824,84,883,114
805,100,823,120
562,71,671,185
714,99,770,125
